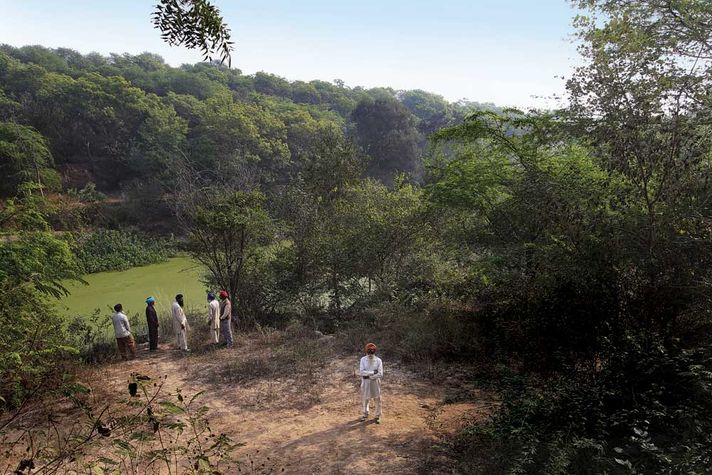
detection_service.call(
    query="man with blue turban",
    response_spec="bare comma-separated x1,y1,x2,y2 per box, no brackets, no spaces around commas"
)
145,296,159,351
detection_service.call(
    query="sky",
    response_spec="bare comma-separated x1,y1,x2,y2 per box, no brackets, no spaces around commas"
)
0,0,581,108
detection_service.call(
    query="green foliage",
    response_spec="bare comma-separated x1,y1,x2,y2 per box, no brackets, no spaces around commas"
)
428,105,712,368
0,121,56,196
66,182,106,203
425,1,712,471
185,190,273,321
72,229,174,274
152,0,234,66
1,182,55,231
0,231,82,297
0,283,77,410
398,89,454,136
0,45,477,203
352,96,422,183
0,186,82,409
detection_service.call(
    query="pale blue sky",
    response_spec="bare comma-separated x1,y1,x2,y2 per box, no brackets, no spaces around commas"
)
0,0,581,108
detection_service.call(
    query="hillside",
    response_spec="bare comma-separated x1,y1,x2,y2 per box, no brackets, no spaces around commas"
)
0,44,499,203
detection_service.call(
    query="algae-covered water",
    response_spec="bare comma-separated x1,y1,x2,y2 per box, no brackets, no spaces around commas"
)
57,256,209,319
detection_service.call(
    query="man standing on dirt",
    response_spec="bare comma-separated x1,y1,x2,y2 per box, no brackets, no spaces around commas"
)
111,303,136,359
218,290,233,348
172,294,189,352
359,342,383,423
145,296,159,351
207,292,220,344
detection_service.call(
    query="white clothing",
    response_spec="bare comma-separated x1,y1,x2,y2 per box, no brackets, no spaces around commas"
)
208,300,220,344
172,302,188,350
362,395,382,419
111,312,131,338
359,355,383,417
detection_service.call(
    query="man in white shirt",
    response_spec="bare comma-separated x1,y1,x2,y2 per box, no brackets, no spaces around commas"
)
111,303,136,360
359,342,383,423
172,294,189,351
207,292,220,344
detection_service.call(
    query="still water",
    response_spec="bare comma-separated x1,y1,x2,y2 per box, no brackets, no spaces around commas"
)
57,256,209,319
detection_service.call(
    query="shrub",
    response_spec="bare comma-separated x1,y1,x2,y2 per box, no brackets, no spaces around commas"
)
66,182,106,203
0,284,77,410
338,300,485,364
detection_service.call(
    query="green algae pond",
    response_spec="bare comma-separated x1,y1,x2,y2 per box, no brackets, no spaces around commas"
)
57,256,209,320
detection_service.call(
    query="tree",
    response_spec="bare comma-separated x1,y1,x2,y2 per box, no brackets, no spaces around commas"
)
184,190,273,320
0,122,59,196
276,128,365,317
437,3,712,472
567,0,712,342
398,89,454,136
186,92,290,183
352,97,421,184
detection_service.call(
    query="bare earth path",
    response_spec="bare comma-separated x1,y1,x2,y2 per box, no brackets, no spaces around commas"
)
87,336,496,474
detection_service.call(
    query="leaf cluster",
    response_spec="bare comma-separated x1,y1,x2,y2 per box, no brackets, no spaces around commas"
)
153,0,234,66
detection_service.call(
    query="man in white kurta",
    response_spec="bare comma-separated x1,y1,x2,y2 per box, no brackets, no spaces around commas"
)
172,294,189,351
207,292,220,344
359,342,383,423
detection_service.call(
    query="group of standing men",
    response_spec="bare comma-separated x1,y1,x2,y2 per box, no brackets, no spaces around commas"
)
111,291,234,358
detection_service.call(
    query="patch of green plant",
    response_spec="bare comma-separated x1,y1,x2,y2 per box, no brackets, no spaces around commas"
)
66,182,106,203
73,229,175,274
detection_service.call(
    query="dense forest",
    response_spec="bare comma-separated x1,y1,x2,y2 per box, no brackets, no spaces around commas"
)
0,42,493,197
2,0,712,473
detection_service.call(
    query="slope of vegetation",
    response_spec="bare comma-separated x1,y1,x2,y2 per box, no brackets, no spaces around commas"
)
1,0,712,473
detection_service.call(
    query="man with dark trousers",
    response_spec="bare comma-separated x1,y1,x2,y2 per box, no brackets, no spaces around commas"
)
145,296,159,351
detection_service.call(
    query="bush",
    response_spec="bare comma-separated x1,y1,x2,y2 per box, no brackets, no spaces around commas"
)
72,229,174,273
66,182,106,203
451,335,712,474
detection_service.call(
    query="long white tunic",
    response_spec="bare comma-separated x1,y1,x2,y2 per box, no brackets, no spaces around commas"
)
208,300,220,328
172,302,188,350
359,355,383,399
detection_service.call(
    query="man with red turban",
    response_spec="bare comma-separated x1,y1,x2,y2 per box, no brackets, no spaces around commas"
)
218,290,233,348
359,342,383,423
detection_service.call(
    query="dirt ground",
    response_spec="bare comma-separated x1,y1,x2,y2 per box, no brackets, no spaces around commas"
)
5,334,498,474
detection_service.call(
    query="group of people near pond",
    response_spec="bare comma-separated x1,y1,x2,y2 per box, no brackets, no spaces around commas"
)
110,291,234,357
109,291,384,423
